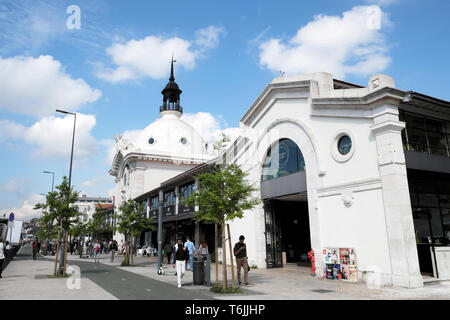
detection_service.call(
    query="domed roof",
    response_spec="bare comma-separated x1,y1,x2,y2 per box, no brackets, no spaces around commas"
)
134,111,213,161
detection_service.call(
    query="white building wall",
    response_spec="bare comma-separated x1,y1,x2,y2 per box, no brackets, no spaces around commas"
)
226,72,423,288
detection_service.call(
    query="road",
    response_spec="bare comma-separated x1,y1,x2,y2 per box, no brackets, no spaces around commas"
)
22,245,213,300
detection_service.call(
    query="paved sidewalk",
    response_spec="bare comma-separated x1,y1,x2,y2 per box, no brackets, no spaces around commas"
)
53,252,450,300
0,245,117,300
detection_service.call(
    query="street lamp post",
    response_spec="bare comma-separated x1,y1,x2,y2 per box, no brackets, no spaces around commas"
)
43,171,55,192
56,109,77,275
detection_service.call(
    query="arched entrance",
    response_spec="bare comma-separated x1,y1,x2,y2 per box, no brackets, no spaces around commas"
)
261,138,311,268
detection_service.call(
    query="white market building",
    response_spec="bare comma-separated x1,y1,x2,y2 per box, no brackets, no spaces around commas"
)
110,64,450,288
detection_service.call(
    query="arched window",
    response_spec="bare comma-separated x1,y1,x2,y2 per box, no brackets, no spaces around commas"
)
261,138,305,181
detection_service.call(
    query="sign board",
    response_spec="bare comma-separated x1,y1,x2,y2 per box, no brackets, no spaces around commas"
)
9,212,14,222
7,220,23,245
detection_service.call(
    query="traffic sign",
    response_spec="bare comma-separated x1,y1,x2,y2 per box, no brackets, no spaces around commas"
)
9,212,14,222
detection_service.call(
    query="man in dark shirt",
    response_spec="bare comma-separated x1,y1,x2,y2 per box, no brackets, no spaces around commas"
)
233,235,249,285
32,238,38,260
172,239,188,288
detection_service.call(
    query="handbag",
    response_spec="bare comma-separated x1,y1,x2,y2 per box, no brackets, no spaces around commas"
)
247,257,250,272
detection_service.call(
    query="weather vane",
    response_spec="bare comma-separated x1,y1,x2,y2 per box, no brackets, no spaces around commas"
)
279,70,285,77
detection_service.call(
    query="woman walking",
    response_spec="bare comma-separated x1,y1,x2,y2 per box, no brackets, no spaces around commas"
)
93,240,101,263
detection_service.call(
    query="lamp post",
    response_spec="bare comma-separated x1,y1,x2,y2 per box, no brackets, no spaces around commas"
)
56,109,76,275
43,171,55,192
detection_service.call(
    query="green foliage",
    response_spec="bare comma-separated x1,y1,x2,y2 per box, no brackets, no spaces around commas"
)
117,199,156,237
210,285,243,294
34,176,81,236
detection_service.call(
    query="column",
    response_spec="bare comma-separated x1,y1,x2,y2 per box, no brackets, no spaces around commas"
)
370,105,423,288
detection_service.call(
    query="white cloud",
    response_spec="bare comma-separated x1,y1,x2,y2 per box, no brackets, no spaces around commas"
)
96,25,225,83
258,5,392,79
0,55,101,117
194,25,226,50
1,194,45,221
0,114,99,160
181,112,239,145
0,178,26,192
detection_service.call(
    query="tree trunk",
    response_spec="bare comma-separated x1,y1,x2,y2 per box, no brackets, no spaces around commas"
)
54,229,61,276
227,224,236,288
215,223,219,286
222,223,227,291
125,234,129,265
63,232,69,275
130,236,134,265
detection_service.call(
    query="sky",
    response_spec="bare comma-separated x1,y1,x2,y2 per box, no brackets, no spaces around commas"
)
0,0,449,221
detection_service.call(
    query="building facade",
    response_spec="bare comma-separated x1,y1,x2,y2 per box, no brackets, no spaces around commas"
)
109,66,449,288
224,72,449,288
109,60,215,243
74,195,112,223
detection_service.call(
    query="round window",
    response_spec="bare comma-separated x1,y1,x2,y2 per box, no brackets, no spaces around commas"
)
338,135,352,155
148,137,155,144
180,137,187,144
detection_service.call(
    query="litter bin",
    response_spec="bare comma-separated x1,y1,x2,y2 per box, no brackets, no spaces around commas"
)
193,255,205,285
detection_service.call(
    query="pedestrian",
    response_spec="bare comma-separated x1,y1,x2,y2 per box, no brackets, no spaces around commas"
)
197,240,209,256
184,236,196,271
234,235,249,286
88,240,93,258
70,241,74,255
32,238,38,260
100,241,104,255
164,242,173,264
0,237,5,278
118,240,124,255
172,238,189,288
78,241,84,258
110,240,118,262
93,240,101,263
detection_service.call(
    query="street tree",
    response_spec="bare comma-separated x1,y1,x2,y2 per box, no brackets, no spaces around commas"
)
34,176,80,275
184,134,260,290
117,199,155,266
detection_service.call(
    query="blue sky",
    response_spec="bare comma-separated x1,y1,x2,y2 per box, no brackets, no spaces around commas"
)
0,0,449,220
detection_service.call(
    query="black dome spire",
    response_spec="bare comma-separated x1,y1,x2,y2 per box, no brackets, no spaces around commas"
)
160,57,183,115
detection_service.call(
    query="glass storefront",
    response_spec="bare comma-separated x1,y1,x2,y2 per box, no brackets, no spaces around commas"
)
408,169,450,274
262,138,305,181
400,110,450,157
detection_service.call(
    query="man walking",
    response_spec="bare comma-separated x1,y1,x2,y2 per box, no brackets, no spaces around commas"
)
110,240,118,262
164,242,173,264
185,236,196,271
172,238,188,288
234,235,249,286
32,238,39,260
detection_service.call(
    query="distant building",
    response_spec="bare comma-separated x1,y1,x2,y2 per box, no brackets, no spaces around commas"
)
74,195,112,223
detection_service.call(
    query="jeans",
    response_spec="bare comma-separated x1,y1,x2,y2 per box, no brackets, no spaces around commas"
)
186,254,194,270
110,250,115,262
176,260,186,287
94,252,100,262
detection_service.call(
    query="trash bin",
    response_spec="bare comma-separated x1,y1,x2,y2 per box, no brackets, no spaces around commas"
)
193,255,206,285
